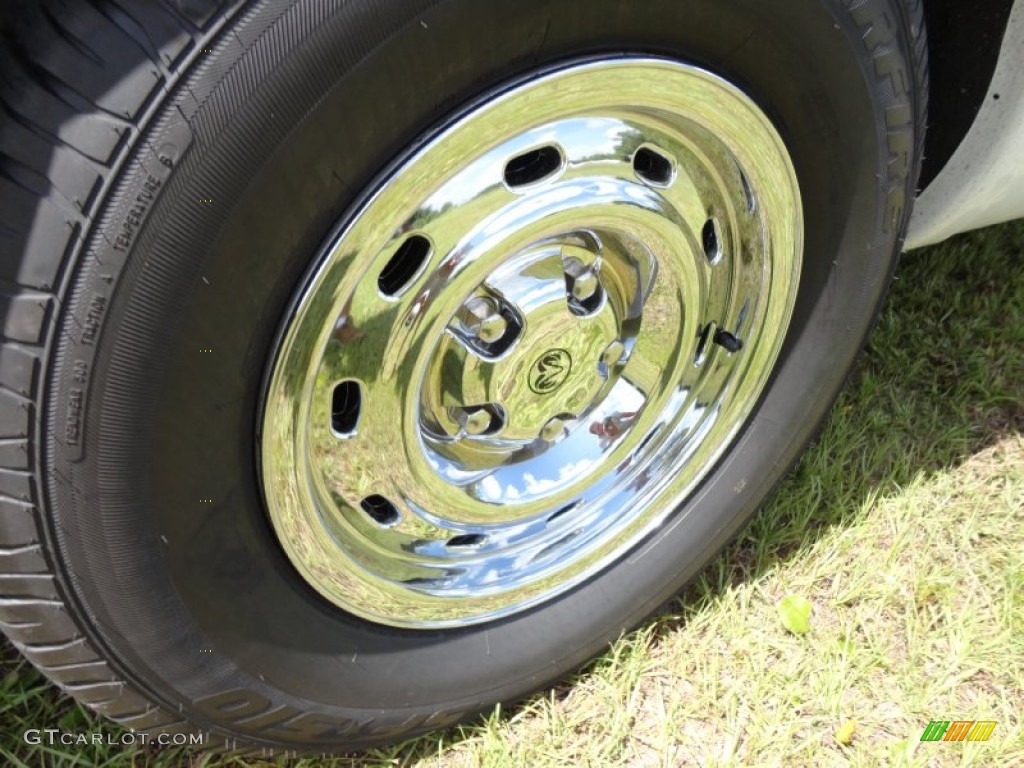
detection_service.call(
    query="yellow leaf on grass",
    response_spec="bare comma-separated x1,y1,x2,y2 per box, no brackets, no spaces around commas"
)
777,594,812,635
836,719,858,745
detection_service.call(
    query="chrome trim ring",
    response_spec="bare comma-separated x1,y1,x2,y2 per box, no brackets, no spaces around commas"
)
260,58,802,628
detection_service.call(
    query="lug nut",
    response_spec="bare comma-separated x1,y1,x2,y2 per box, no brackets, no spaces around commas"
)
463,409,494,436
563,254,602,305
539,416,567,442
477,313,508,344
570,269,600,301
601,340,626,368
460,297,507,344
561,243,600,268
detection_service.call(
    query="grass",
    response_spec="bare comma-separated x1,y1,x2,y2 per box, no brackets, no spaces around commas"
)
2,220,1022,767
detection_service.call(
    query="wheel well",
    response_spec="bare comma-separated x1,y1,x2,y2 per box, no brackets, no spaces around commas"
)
920,0,1016,189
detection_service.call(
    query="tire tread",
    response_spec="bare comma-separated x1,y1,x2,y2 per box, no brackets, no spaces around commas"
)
0,0,241,743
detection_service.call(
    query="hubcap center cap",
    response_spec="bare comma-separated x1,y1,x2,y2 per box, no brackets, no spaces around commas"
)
428,238,637,443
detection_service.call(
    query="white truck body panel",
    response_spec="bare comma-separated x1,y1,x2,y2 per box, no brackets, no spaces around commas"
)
907,0,1024,248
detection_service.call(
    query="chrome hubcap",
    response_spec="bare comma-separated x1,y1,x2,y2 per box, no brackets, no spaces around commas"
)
260,58,802,628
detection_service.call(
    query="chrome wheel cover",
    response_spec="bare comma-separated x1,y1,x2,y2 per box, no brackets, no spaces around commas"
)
260,58,802,628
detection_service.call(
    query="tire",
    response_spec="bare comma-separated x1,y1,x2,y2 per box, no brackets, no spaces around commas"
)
0,0,926,754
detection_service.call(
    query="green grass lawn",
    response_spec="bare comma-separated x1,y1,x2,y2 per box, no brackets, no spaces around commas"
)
2,221,1021,767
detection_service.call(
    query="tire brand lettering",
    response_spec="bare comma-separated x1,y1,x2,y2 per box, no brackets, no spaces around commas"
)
195,689,270,720
235,705,303,731
65,388,83,445
113,174,163,252
71,360,89,385
193,688,469,745
59,126,190,464
81,294,106,345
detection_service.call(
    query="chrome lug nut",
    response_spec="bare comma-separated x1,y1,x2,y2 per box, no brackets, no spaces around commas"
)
560,243,601,267
463,409,495,436
460,297,508,344
478,313,508,344
563,253,603,305
571,269,600,301
601,340,626,368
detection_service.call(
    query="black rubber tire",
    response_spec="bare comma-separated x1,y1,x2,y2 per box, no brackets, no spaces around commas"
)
0,0,927,754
